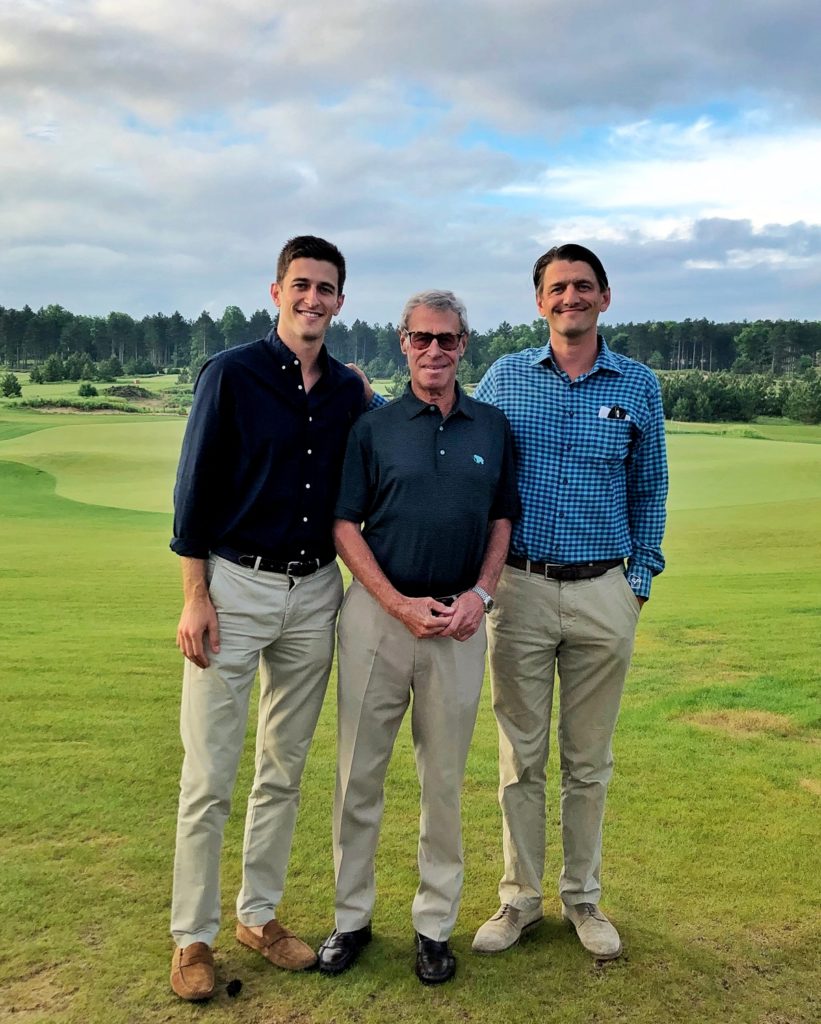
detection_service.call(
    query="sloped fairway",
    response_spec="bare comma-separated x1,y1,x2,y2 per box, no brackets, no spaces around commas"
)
0,416,819,1024
0,414,185,513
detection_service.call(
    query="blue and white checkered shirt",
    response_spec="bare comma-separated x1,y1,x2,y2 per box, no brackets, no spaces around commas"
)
473,339,667,598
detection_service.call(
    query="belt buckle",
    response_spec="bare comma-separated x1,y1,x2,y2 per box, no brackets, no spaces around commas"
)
287,558,319,577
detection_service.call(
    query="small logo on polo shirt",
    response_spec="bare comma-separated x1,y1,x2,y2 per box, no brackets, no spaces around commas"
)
473,454,485,465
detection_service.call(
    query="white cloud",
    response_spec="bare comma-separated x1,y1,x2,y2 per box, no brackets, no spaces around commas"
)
0,1,820,326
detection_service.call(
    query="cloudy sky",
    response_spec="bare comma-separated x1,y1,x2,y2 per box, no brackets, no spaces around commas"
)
2,0,820,330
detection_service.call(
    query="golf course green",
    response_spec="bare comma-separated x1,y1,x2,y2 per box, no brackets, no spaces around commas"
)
0,403,818,1024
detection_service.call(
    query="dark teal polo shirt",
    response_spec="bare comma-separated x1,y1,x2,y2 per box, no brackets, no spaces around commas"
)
335,383,520,598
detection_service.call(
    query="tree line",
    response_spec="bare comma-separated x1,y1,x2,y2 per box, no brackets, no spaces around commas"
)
2,303,820,422
2,304,820,379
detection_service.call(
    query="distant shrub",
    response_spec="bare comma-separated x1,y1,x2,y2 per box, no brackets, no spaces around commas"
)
2,372,22,398
104,384,154,399
78,383,98,397
19,397,144,412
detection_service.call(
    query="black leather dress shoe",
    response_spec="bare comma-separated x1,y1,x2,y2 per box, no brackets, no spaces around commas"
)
415,932,456,985
317,924,372,975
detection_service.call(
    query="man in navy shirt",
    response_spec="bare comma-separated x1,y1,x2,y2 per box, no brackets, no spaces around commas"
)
169,236,368,1000
317,290,519,985
472,244,668,961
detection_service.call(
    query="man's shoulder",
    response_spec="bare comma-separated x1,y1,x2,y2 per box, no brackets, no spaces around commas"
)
198,338,269,380
494,348,544,372
605,349,661,389
324,351,365,387
462,391,513,426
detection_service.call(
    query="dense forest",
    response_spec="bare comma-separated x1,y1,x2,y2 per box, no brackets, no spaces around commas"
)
1,304,820,422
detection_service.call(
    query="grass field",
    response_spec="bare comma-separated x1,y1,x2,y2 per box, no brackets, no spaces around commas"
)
0,404,819,1024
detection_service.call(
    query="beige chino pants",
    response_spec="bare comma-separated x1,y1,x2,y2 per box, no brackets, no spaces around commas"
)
488,564,641,910
171,555,342,946
333,581,487,941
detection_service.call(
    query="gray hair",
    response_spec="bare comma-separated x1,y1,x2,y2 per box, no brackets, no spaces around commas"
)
398,290,469,335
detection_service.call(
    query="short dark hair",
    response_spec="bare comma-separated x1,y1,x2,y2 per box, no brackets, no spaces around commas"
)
399,289,470,335
532,244,608,293
276,235,347,294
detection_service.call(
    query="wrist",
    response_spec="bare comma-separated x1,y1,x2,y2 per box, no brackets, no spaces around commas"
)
469,585,494,613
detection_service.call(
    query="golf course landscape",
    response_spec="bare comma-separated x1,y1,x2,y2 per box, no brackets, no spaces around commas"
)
0,382,819,1024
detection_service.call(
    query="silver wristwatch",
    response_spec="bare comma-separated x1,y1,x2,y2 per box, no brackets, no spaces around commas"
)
470,585,494,613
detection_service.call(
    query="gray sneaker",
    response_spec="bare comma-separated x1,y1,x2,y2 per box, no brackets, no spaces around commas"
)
562,902,622,960
472,903,543,953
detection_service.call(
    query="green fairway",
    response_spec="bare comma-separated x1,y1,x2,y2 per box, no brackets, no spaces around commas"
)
1,409,819,1024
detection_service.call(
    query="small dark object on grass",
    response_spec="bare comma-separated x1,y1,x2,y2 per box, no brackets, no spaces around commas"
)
226,978,243,997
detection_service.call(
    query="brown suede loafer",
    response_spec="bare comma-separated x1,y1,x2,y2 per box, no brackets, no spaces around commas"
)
236,919,318,971
170,942,215,1001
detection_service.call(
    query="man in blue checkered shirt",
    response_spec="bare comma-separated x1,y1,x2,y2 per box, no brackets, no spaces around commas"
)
471,244,668,961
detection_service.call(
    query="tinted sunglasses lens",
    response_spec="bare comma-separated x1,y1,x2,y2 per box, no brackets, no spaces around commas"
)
436,334,461,350
409,332,461,350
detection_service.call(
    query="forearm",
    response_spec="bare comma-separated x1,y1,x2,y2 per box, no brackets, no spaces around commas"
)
180,556,210,602
333,520,405,617
475,518,512,596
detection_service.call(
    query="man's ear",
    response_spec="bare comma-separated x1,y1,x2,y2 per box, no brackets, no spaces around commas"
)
270,282,281,309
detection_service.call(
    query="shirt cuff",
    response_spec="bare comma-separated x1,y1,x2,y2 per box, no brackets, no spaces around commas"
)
625,563,652,600
367,392,387,411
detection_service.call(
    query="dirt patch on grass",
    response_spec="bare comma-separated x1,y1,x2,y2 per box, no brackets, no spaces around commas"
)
684,709,798,738
798,778,821,796
0,964,77,1020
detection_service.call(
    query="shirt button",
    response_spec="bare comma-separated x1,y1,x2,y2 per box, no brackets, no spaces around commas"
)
439,426,444,431
303,516,308,522
298,384,303,391
281,364,286,370
565,443,572,451
439,449,445,455
305,483,311,489
308,416,313,422
307,449,312,454
562,478,568,485
294,359,299,365
300,549,306,555
429,405,436,412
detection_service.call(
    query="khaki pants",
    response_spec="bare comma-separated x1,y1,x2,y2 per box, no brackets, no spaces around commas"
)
171,556,343,946
333,581,487,941
488,564,640,909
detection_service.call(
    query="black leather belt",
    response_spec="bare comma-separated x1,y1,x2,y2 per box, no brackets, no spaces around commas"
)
506,555,623,581
216,548,333,577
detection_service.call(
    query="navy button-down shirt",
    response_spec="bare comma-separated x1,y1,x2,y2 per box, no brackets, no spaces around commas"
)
171,330,366,563
474,339,668,598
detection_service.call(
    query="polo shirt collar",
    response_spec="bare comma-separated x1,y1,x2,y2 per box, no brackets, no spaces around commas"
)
400,380,474,419
534,336,623,376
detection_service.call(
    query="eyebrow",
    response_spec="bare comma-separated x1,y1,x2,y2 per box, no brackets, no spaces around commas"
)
549,276,596,288
291,276,337,290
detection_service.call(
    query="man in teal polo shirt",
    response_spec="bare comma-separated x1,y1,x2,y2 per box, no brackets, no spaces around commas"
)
317,289,519,985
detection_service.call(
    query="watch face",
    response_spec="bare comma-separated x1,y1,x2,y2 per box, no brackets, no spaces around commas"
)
485,597,494,612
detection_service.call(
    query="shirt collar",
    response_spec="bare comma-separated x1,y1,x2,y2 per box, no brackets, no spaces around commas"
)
265,329,332,377
400,380,474,419
533,336,623,376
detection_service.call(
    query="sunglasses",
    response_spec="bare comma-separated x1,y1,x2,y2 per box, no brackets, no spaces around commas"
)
404,331,464,351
